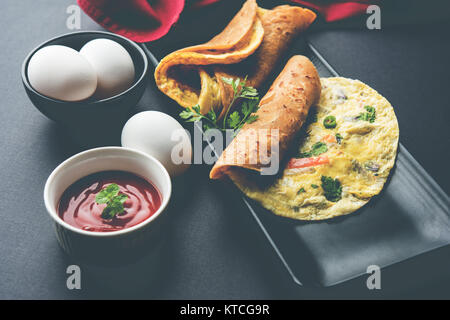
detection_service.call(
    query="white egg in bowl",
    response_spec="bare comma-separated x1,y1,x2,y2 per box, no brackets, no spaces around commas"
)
27,45,97,102
80,38,136,100
22,31,148,128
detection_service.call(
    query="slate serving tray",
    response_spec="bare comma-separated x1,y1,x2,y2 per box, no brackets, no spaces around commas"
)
142,38,449,287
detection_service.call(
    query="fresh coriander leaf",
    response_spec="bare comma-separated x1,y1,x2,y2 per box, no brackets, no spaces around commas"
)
101,199,125,219
300,142,328,158
297,187,306,194
311,184,319,189
249,99,260,112
180,75,260,135
206,108,217,123
95,184,128,219
241,100,258,118
95,184,119,204
240,75,248,86
227,111,241,128
95,193,110,204
221,76,260,131
241,100,251,115
105,184,119,196
233,78,241,91
179,104,220,131
240,86,258,98
321,176,342,202
192,105,201,114
179,109,193,120
310,142,328,156
356,105,376,123
100,207,116,220
365,106,375,113
114,193,128,204
357,113,368,121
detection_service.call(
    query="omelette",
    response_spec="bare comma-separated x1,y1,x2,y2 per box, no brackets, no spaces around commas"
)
226,77,399,220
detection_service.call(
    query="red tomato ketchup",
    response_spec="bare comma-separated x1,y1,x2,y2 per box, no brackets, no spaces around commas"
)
57,171,162,232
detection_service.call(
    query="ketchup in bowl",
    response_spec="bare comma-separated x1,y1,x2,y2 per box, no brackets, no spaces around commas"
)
57,171,162,232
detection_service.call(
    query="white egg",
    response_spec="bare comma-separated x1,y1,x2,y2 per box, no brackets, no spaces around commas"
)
80,39,135,100
121,111,192,177
27,45,97,101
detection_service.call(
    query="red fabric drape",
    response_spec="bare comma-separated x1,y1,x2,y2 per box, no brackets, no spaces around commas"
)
291,1,376,22
77,0,377,42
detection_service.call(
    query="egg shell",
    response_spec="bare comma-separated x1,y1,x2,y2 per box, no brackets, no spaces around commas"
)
121,111,192,177
27,45,97,102
80,39,135,100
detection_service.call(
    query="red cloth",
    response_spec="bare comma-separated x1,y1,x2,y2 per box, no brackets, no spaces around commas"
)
77,0,377,43
291,0,377,22
77,0,186,43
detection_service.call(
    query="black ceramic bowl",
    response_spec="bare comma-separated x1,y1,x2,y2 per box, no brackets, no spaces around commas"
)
21,31,148,127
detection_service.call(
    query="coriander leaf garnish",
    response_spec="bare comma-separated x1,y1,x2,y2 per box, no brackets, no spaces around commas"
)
356,106,376,123
227,111,241,128
220,76,259,130
300,142,328,158
95,183,119,204
231,99,259,133
95,183,128,219
321,176,342,202
179,104,219,131
311,184,319,189
178,75,260,134
297,187,306,194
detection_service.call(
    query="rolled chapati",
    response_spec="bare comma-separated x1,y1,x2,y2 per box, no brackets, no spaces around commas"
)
154,0,316,116
223,77,400,221
210,55,321,179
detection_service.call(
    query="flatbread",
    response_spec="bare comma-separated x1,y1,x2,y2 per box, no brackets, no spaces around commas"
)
154,0,316,116
227,77,399,220
210,55,321,179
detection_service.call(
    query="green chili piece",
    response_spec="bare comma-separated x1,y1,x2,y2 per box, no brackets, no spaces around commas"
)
323,115,336,129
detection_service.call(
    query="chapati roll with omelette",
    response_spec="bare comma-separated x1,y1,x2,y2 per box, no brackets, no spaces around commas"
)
220,76,400,221
154,0,316,117
210,55,321,179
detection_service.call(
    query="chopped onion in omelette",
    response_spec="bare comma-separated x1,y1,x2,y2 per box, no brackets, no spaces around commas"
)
230,77,399,220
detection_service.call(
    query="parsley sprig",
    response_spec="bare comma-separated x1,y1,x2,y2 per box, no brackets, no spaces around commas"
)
95,184,128,219
179,76,259,133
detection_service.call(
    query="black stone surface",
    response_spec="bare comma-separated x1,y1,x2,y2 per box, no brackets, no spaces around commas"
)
0,0,448,299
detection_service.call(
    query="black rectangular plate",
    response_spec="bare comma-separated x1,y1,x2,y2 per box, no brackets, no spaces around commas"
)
143,39,449,287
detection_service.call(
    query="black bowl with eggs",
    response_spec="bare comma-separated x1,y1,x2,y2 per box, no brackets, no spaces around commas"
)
21,31,149,146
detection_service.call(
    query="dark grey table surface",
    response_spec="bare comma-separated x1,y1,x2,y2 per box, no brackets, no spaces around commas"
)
0,0,448,299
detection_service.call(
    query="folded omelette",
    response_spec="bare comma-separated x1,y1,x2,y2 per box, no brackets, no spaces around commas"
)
212,72,400,220
154,0,316,117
